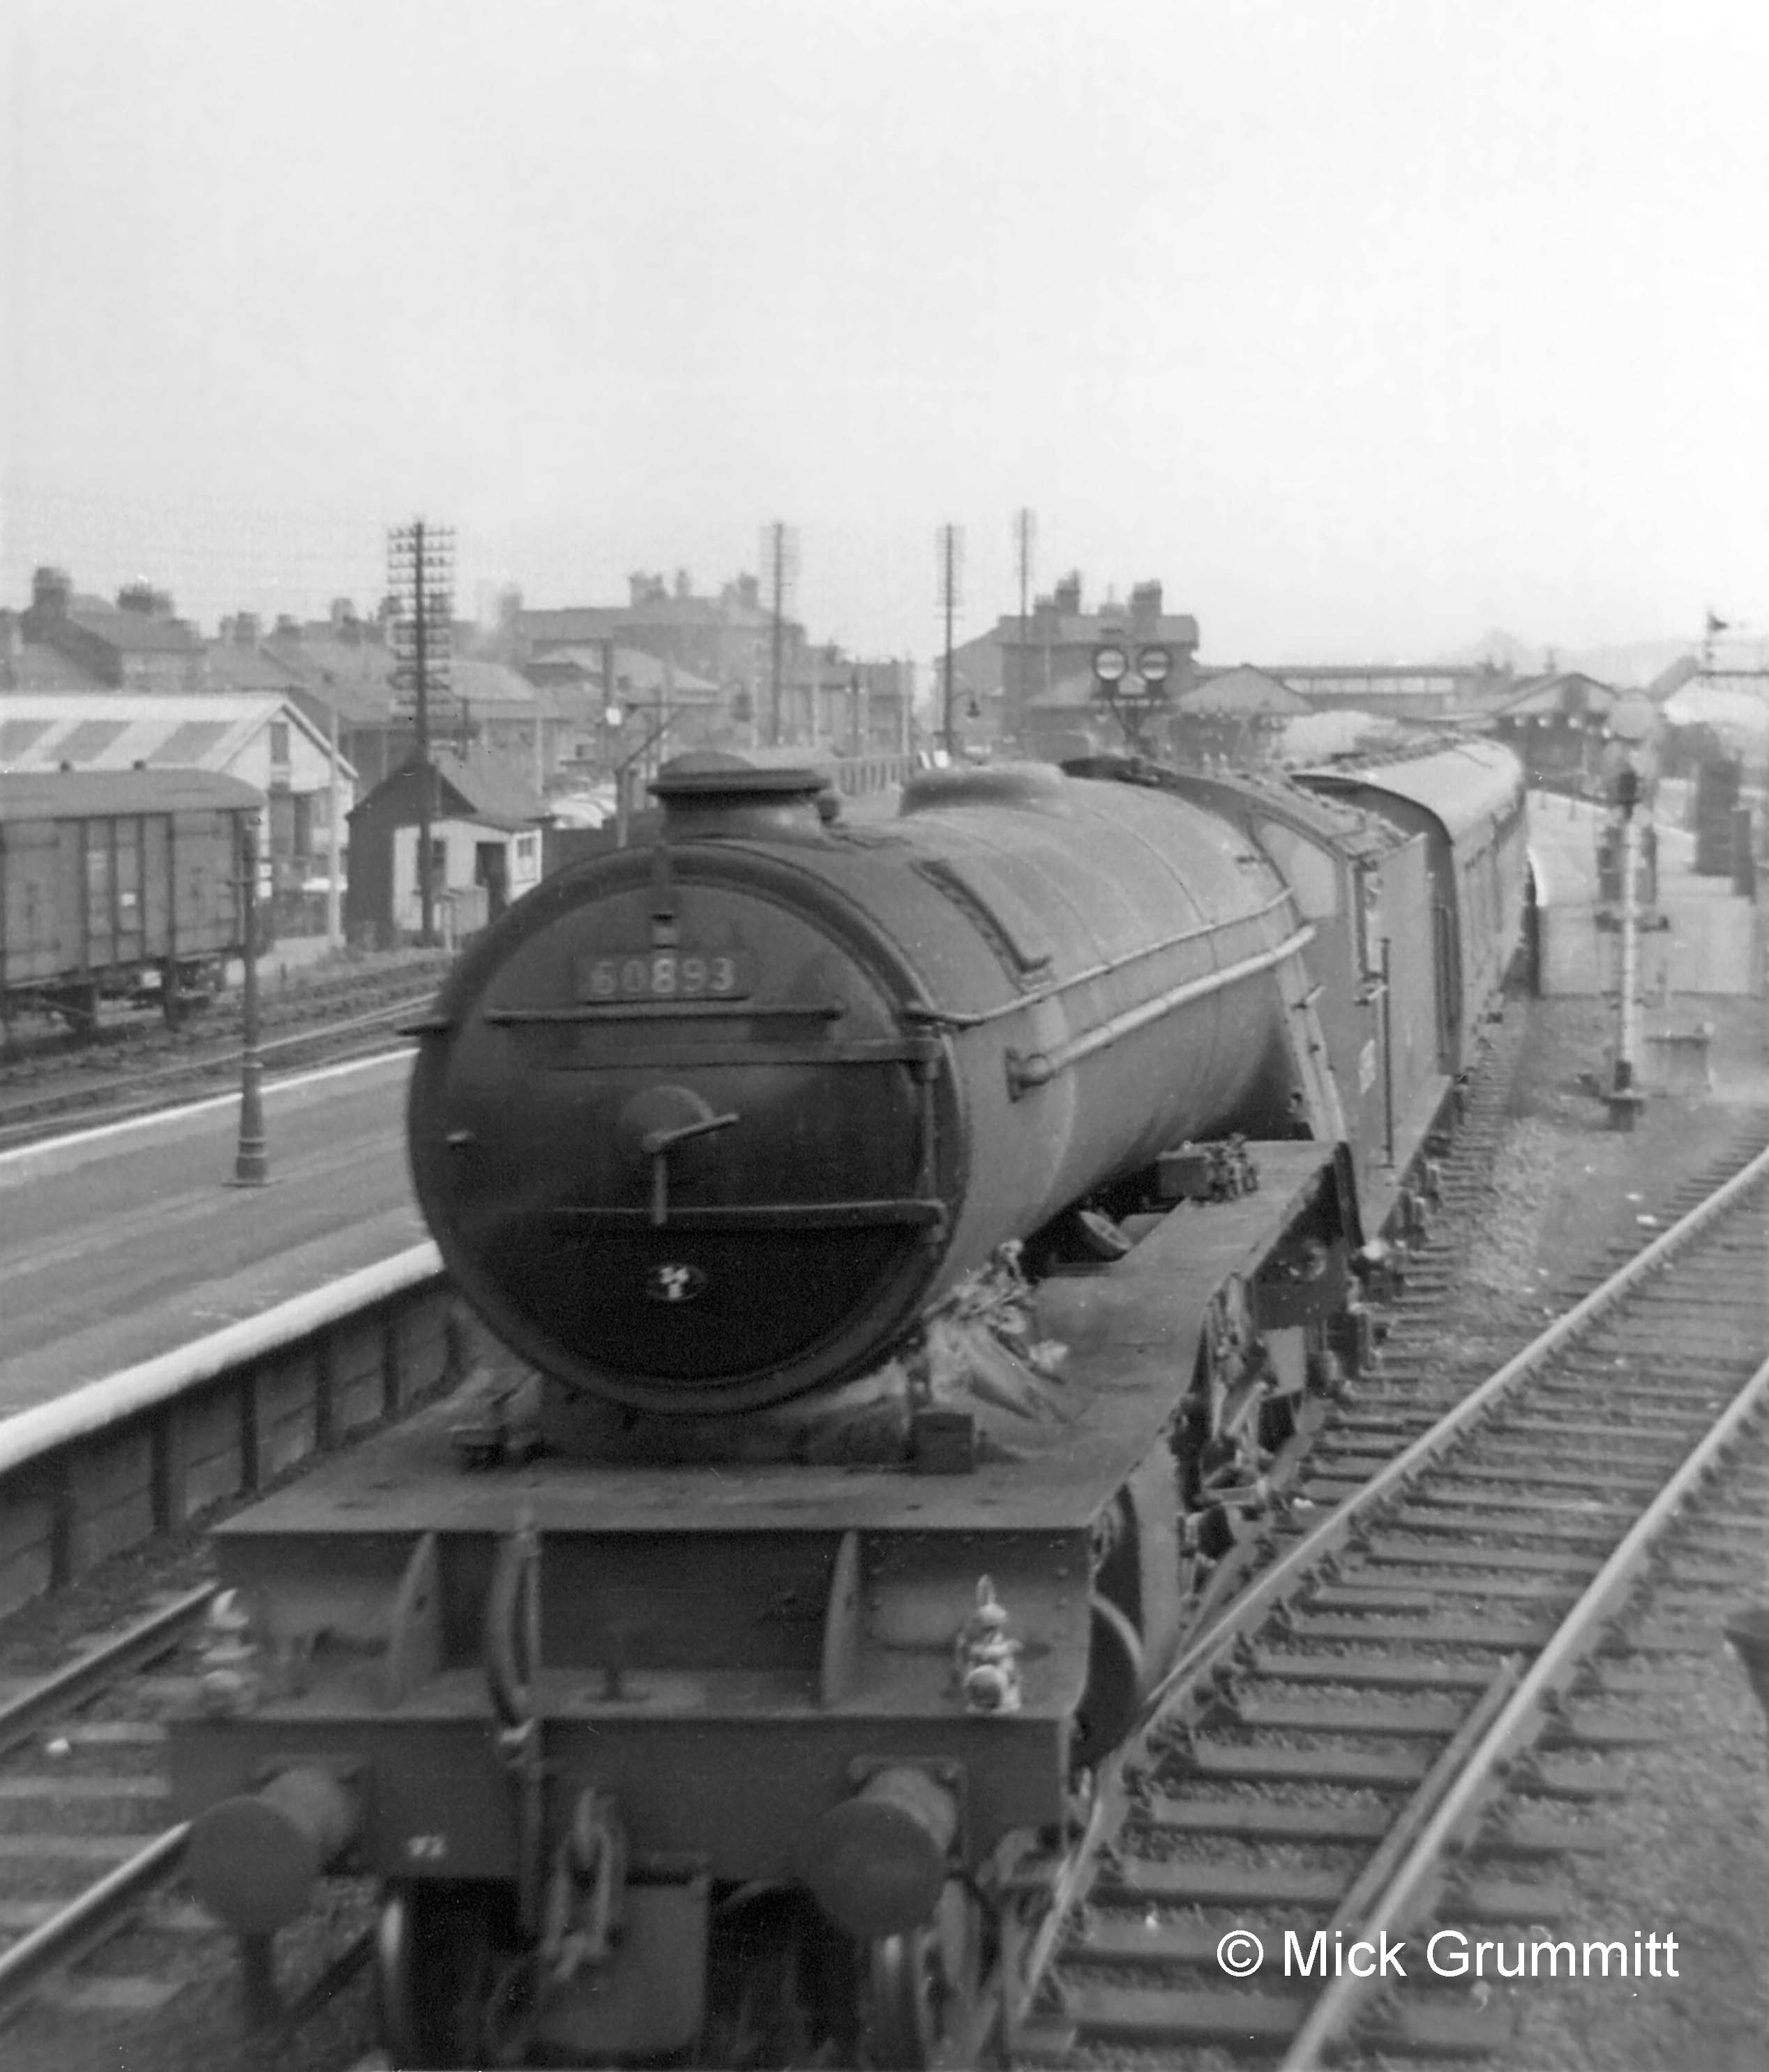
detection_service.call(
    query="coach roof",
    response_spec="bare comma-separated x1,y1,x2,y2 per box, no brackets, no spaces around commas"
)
1301,736,1523,844
0,769,263,822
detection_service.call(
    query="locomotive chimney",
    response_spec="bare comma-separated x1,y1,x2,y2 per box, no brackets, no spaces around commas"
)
652,756,834,838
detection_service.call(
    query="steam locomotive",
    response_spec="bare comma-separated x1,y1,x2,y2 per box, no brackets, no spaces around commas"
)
170,739,1526,2067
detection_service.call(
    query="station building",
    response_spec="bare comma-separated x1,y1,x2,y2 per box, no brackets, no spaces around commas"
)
1488,672,1624,793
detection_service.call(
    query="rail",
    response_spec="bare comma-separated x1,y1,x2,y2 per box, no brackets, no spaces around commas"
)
1282,1334,1769,2067
1012,1132,1769,2061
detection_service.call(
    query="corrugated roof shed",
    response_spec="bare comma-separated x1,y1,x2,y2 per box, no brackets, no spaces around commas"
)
0,693,352,779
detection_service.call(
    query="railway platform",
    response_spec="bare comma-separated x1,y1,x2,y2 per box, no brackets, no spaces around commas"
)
0,1052,421,1423
1528,789,1765,1000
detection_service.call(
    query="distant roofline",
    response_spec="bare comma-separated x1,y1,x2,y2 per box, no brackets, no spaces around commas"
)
1261,662,1514,681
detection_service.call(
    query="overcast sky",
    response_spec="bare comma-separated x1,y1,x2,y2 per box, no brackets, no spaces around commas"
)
4,0,1768,664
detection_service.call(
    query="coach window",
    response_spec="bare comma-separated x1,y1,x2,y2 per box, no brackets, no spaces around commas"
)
1254,820,1339,918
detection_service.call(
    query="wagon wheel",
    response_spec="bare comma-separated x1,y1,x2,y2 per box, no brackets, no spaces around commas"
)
53,983,99,1036
376,1880,524,2069
862,1880,979,2070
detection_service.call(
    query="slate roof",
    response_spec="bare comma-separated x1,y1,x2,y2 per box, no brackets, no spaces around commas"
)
1181,666,1311,716
994,611,1201,648
264,628,398,686
63,599,203,655
438,748,550,826
1493,671,1619,720
525,646,721,702
0,640,107,691
1025,670,1104,711
202,642,313,694
519,597,784,644
452,656,557,711
359,747,550,831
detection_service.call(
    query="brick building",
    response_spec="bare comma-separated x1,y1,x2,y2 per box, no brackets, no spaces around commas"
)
491,571,805,749
8,567,206,691
949,575,1200,753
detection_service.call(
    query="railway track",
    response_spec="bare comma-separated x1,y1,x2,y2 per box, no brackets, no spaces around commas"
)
0,1587,375,2065
0,988,431,1150
0,1018,1519,2067
1007,1130,1769,2069
3,1011,1757,2071
0,1589,213,2037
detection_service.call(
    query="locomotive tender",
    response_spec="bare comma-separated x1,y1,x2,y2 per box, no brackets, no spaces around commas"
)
171,738,1526,2067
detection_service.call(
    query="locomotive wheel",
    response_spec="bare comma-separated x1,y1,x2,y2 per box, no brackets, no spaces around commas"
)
862,1880,978,2070
1070,1592,1145,1775
702,1884,857,2068
377,1880,520,2069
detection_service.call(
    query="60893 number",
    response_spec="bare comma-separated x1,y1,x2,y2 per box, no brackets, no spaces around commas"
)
577,950,750,1003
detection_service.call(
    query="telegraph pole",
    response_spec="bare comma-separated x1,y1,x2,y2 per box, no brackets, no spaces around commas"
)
388,520,454,946
935,524,964,758
414,527,433,942
1012,507,1036,744
759,521,799,746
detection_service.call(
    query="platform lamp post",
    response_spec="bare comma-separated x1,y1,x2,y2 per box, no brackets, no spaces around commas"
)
230,820,269,1187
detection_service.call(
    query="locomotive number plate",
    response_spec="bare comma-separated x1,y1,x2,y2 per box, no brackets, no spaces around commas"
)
575,950,751,1004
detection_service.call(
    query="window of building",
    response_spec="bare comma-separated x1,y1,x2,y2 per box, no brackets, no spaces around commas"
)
269,721,291,764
